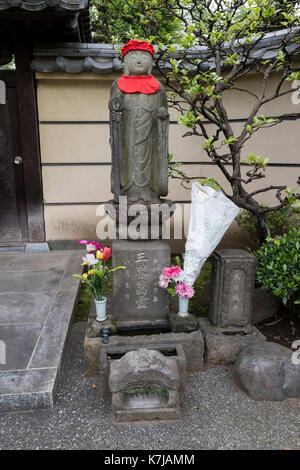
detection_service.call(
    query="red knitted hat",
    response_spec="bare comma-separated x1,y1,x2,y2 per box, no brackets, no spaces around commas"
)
122,39,155,58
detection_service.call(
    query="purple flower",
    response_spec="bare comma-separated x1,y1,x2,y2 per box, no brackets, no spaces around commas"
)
175,282,194,299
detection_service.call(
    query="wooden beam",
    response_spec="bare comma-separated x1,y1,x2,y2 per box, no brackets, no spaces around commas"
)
13,34,45,243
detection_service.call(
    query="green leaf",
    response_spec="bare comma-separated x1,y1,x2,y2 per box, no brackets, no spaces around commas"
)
108,266,126,273
72,274,87,282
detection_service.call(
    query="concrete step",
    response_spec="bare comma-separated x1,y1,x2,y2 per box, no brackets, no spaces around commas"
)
0,251,82,412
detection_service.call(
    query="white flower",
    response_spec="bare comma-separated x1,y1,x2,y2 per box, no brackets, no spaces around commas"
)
82,253,98,267
86,243,95,252
176,272,186,283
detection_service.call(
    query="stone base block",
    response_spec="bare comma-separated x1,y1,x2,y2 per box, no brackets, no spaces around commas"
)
167,311,199,333
113,400,181,424
84,328,204,378
99,343,186,399
198,318,266,366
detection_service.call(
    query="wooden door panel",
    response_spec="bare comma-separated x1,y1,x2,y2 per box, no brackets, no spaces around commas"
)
0,71,28,243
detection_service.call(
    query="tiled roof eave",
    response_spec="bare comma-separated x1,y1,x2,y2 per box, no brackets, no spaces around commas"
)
0,0,88,12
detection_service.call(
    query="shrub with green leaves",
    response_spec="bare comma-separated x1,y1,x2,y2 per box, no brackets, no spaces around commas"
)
253,228,300,308
237,206,300,240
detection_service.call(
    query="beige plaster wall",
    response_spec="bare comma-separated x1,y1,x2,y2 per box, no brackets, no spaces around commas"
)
36,71,300,250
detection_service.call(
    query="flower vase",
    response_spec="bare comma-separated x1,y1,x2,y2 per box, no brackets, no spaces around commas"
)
95,297,107,322
178,297,189,317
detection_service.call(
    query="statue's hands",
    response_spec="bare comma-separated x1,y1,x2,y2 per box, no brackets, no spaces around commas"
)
111,110,122,122
157,106,169,120
109,96,124,122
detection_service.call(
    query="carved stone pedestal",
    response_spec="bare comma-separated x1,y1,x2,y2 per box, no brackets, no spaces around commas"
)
209,249,256,328
112,239,170,328
199,249,265,365
109,349,181,423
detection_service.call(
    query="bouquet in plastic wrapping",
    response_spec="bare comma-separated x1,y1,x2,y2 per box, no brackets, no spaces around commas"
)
183,182,240,286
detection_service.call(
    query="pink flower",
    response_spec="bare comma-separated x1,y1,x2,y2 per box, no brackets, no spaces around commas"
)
78,240,102,252
78,239,88,245
89,241,103,251
162,265,182,280
175,282,194,299
158,274,170,289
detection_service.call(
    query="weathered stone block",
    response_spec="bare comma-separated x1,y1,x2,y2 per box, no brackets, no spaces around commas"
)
199,318,266,365
112,239,170,327
99,343,186,398
234,341,300,401
109,349,181,423
209,249,256,328
84,328,204,378
167,311,199,333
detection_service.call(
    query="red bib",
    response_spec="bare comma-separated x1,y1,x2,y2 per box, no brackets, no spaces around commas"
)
117,75,159,94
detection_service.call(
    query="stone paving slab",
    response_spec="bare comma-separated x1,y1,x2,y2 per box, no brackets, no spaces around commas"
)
0,253,21,271
7,251,71,272
0,251,82,413
0,324,41,371
0,292,53,325
0,270,64,295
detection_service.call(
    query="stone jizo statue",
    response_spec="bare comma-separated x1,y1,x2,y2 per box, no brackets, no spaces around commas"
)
109,40,169,203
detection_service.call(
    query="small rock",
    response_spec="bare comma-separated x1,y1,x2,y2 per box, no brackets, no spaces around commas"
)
234,341,299,401
282,362,300,398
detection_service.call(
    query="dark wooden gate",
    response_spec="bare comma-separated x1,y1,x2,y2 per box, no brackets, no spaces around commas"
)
0,70,29,245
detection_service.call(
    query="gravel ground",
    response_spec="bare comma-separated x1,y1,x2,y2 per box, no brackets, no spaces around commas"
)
0,322,299,451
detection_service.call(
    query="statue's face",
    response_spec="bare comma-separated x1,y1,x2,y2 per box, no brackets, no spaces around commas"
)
124,50,153,76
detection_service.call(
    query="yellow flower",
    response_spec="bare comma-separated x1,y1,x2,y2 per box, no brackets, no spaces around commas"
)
82,273,88,279
89,270,95,275
81,261,88,266
96,250,103,260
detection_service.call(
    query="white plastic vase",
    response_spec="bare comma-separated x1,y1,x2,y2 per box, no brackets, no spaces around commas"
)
95,297,107,322
183,182,240,286
178,297,189,317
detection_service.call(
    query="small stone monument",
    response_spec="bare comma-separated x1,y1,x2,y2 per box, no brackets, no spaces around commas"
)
209,249,255,328
198,249,266,365
109,348,181,423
